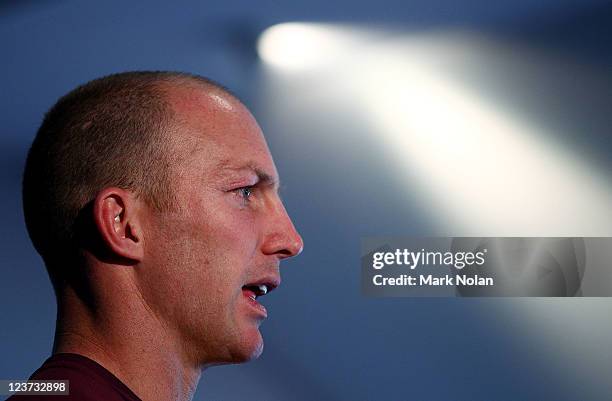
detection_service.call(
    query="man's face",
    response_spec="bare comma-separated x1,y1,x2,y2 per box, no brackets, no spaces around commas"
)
137,86,303,367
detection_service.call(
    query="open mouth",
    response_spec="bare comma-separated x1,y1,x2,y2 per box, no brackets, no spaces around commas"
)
242,284,269,301
241,277,279,318
242,282,277,318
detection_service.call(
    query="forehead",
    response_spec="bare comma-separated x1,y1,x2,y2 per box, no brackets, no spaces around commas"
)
165,84,278,177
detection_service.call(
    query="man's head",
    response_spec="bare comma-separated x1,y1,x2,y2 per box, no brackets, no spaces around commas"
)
22,71,303,367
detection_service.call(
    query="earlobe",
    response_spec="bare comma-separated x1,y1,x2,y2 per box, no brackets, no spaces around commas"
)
92,188,144,263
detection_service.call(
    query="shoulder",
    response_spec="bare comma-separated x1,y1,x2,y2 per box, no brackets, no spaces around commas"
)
4,353,141,401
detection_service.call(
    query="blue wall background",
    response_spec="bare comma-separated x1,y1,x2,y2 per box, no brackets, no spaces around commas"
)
2,1,612,400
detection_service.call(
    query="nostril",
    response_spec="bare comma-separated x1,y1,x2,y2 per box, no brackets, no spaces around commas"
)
281,236,303,259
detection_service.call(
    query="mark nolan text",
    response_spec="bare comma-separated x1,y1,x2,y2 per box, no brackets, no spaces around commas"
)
421,274,493,286
372,274,493,286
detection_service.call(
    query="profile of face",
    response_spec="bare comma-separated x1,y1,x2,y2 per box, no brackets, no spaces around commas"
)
134,86,303,367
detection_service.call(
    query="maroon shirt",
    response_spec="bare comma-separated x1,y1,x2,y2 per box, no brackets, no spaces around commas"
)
5,353,142,401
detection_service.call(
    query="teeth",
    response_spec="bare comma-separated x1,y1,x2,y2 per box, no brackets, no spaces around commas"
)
258,285,268,295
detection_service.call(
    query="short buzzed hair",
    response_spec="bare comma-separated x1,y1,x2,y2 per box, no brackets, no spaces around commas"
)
22,71,232,274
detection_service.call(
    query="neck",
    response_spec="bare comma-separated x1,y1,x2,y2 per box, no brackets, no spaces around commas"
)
52,278,202,401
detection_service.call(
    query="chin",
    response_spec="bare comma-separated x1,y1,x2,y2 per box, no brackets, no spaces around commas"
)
247,339,264,360
229,328,264,363
242,332,265,361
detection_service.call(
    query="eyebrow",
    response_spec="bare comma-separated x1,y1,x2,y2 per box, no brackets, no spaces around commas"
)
252,167,278,188
218,161,280,189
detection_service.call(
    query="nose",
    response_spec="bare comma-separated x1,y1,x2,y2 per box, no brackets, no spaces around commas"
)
261,201,304,259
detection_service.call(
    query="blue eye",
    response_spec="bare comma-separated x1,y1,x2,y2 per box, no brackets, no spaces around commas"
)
236,186,253,201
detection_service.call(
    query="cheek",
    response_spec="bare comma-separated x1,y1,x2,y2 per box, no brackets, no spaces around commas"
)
145,204,257,312
184,193,261,256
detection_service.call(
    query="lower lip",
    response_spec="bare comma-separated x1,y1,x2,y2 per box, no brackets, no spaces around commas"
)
243,290,267,318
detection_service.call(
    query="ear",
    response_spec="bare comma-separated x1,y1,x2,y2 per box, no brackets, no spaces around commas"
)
92,188,145,262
